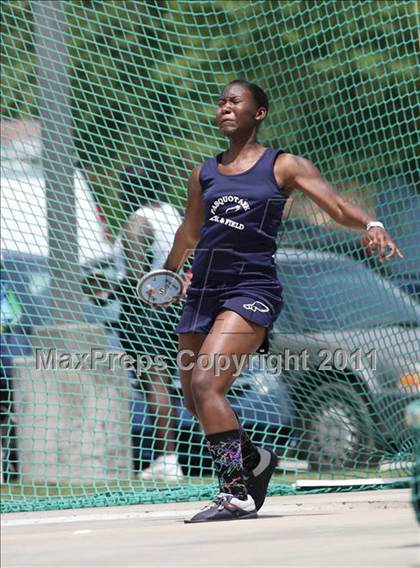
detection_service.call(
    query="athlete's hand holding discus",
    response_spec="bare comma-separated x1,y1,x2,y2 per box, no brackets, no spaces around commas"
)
138,268,192,308
156,79,404,524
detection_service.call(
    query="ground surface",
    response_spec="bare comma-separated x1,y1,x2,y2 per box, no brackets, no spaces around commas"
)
1,489,418,568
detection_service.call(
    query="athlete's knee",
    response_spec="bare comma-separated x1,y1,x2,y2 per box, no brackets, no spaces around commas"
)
190,366,225,407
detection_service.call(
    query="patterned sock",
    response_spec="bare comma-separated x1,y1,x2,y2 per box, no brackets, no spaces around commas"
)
238,424,261,472
205,429,248,500
233,410,260,472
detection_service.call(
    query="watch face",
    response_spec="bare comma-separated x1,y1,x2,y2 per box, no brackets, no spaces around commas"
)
137,270,183,305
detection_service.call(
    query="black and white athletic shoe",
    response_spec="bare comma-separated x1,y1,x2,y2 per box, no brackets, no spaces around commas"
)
184,493,257,524
245,447,278,511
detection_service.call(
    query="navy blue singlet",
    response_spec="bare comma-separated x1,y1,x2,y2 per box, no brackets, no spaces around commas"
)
177,148,288,353
191,148,287,283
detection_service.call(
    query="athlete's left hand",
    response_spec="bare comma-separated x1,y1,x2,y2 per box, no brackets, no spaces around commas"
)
362,227,404,262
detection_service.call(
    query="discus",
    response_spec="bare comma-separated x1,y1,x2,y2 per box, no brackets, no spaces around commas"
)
136,269,183,306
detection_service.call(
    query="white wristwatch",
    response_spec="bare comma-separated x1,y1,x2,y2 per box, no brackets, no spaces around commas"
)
366,221,384,231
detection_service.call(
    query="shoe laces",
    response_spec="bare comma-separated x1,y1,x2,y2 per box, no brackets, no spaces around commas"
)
200,492,231,512
213,492,232,511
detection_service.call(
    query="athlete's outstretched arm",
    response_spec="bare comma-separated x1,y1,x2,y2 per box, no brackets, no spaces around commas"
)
163,165,205,272
275,154,403,261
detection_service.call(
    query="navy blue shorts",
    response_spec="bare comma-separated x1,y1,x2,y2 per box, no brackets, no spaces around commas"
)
176,278,283,354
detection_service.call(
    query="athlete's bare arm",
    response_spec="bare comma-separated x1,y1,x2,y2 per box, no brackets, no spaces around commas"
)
274,153,403,261
163,165,205,272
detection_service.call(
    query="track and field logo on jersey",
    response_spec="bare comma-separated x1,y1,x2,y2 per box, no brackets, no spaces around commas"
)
242,301,270,313
209,195,250,231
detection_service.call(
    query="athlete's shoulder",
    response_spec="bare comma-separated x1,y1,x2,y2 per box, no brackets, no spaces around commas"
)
189,154,217,187
273,153,320,193
274,152,314,171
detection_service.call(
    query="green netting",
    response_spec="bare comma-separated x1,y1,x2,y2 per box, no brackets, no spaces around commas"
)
1,0,419,514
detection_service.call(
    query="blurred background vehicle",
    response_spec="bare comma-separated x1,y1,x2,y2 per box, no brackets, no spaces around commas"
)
271,248,420,472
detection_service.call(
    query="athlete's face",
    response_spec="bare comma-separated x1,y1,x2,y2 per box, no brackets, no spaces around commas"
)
216,85,266,136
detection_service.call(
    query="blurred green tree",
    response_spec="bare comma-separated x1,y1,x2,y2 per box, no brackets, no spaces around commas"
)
1,1,417,230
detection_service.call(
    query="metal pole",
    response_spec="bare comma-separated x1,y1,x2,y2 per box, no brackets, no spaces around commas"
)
33,0,83,323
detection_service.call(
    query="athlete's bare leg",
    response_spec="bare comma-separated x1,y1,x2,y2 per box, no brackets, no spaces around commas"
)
179,309,266,434
178,332,207,418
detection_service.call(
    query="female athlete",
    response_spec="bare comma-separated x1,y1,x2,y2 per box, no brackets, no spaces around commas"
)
162,79,402,523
